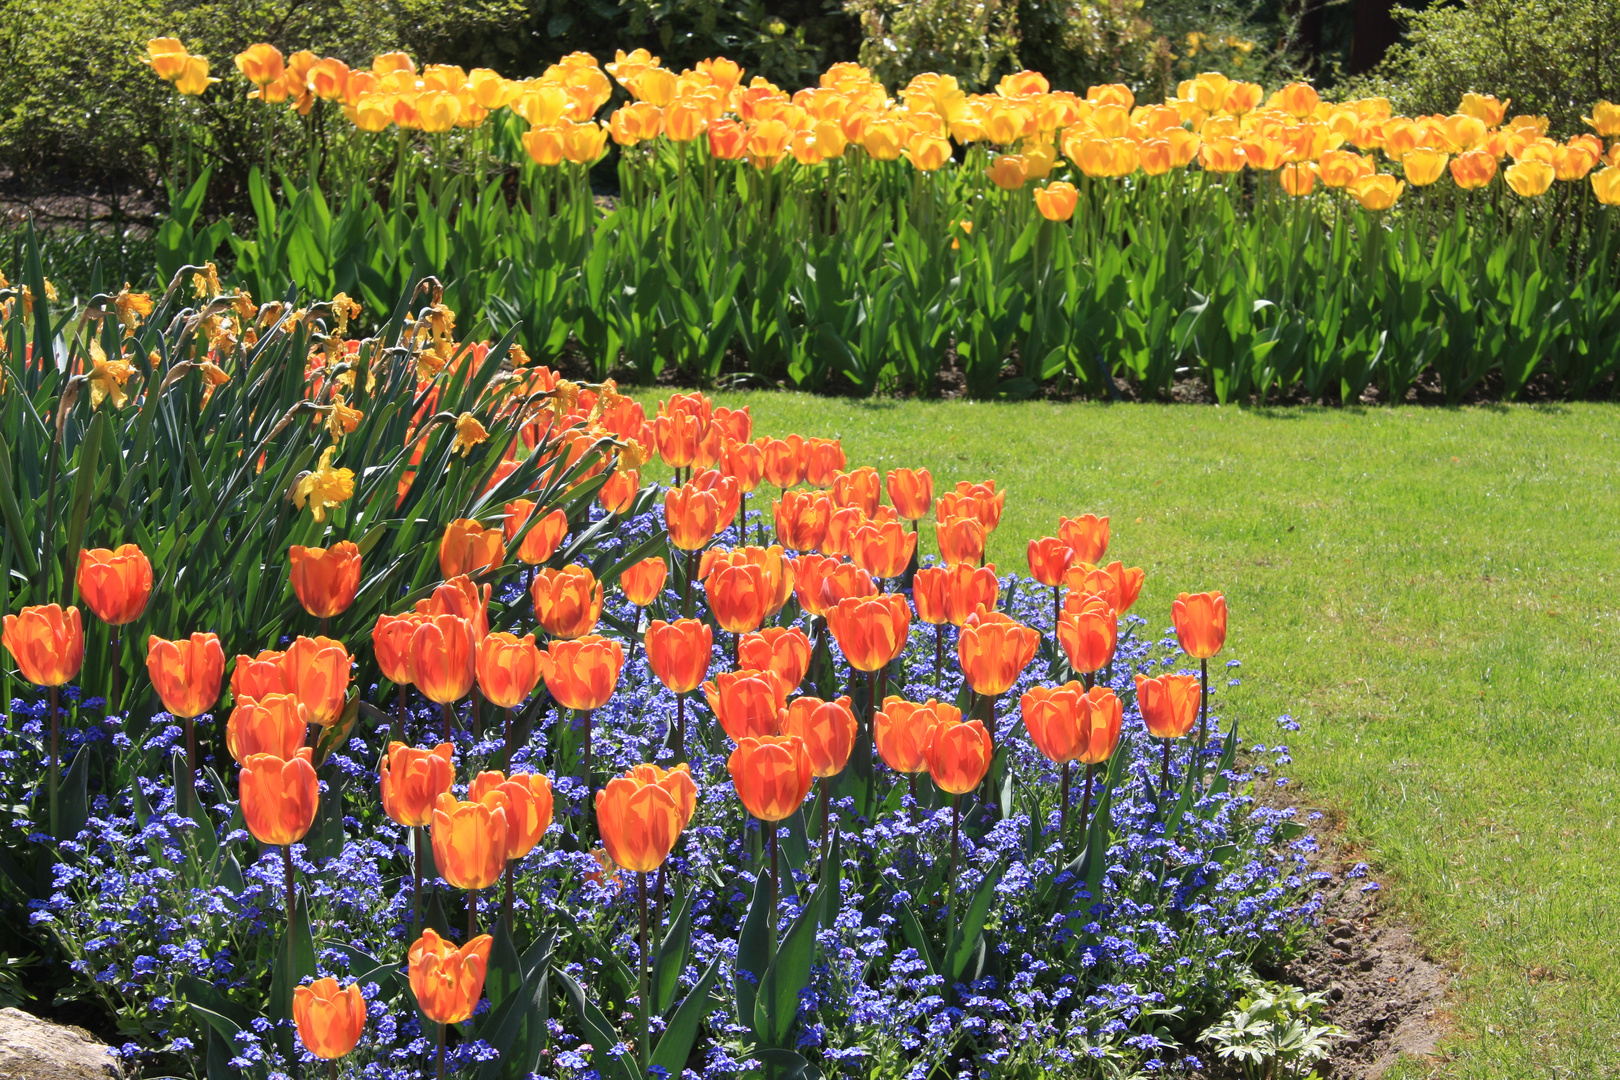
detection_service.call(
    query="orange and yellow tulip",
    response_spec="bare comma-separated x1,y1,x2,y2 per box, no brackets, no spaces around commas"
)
703,668,788,742
1057,598,1117,674
226,693,306,765
505,501,569,565
826,593,911,671
373,611,428,685
1172,591,1227,658
476,632,543,708
874,697,956,773
728,735,814,820
774,489,833,551
240,748,319,846
293,977,365,1059
702,560,773,633
957,608,1039,697
910,567,950,625
1021,683,1122,765
1058,514,1109,564
410,615,477,704
288,542,361,619
620,557,668,607
419,576,490,642
738,626,811,690
1026,537,1076,588
146,633,226,718
439,519,506,579
468,770,549,860
431,792,508,890
596,768,686,871
940,563,1000,626
1033,182,1079,221
925,718,993,794
850,520,917,580
530,565,604,639
380,742,456,828
803,438,846,487
409,928,492,1025
645,619,713,693
830,467,882,516
76,546,152,625
780,696,858,778
539,636,623,711
599,468,640,514
885,468,933,522
759,435,808,489
2,605,84,686
1135,673,1201,738
936,515,987,568
665,482,725,551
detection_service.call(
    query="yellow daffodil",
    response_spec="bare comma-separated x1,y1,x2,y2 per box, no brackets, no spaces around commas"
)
294,446,355,522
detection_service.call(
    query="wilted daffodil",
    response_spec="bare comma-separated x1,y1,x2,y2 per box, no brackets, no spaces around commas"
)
294,447,355,522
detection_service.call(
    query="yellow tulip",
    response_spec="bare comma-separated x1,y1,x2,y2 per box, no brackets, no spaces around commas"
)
1504,159,1554,197
1348,174,1404,210
1592,166,1620,205
1402,148,1448,186
175,55,217,97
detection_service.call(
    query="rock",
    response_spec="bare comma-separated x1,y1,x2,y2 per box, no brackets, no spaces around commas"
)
0,1008,121,1080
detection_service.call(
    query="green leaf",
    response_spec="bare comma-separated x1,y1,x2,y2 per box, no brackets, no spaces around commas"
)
53,744,91,842
649,956,722,1076
0,439,39,576
947,860,1004,983
732,866,772,1036
555,968,642,1080
652,887,694,1015
267,886,318,1059
753,877,827,1049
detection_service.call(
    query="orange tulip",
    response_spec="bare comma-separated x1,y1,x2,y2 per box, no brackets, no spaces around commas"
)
2,605,84,686
721,439,765,493
1096,561,1145,614
1062,564,1123,613
380,742,456,828
1057,598,1117,674
419,576,490,642
510,772,555,847
924,718,993,794
1026,537,1076,587
531,565,604,639
476,632,543,708
620,557,668,607
146,633,225,718
625,763,697,829
816,559,878,610
759,435,808,489
468,770,547,860
432,792,508,890
957,607,1039,697
596,768,685,872
703,669,788,741
654,411,704,468
701,546,795,615
780,696,858,778
1172,591,1227,658
373,612,428,685
665,482,725,551
240,748,319,846
820,505,868,559
910,567,950,625
232,649,293,701
1057,514,1109,564
1021,683,1121,765
226,693,306,764
691,469,742,525
774,489,833,551
936,516,987,568
645,619,713,694
410,615,477,704
409,928,493,1025
874,697,956,773
728,735,814,820
803,439,845,487
831,467,882,516
293,977,366,1059
949,481,1005,532
279,635,350,728
886,468,934,522
599,468,640,514
288,542,361,619
539,636,623,711
1033,182,1079,221
505,502,569,565
737,626,811,690
702,561,773,634
943,564,1000,626
76,546,152,625
826,593,911,672
850,520,917,580
790,553,838,617
1135,673,1200,738
439,519,506,579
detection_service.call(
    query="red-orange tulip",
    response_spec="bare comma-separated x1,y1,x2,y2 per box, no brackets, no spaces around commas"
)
820,505,867,558
721,439,765,492
419,575,490,642
665,482,725,551
826,593,911,672
2,605,84,686
691,469,742,525
780,696,858,778
816,559,878,611
803,439,846,487
759,435,808,489
76,546,152,625
1173,592,1228,658
226,693,306,765
280,635,350,728
1021,683,1122,765
654,411,704,469
1135,673,1201,738
925,718,993,794
936,515,987,568
943,564,1000,626
146,633,225,718
619,557,667,607
875,697,957,774
511,772,555,846
1098,561,1145,614
506,501,569,565
1058,514,1109,564
476,632,543,708
1057,598,1117,674
531,565,604,639
948,481,1005,531
232,649,292,701
432,792,508,890
831,467,882,516
468,770,546,860
700,546,795,615
539,636,623,710
294,977,365,1059
790,553,840,617
439,519,506,579
625,763,698,829
703,562,773,634
599,468,640,514
703,668,788,741
738,626,811,690
409,928,492,1025
288,542,361,619
380,741,456,828
1026,538,1076,588
850,520,917,580
911,567,949,625
373,611,428,685
1062,564,1122,612
596,768,686,872
957,607,1039,697
644,619,713,693
774,489,833,551
410,615,477,704
240,748,319,846
728,735,814,820
886,468,934,522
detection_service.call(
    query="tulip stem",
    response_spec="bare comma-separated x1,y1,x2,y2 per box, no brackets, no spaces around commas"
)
637,870,650,1069
582,709,594,822
467,887,477,940
440,702,455,743
1079,764,1094,838
435,1022,446,1080
396,685,408,752
184,715,195,815
766,822,778,934
1194,658,1210,774
472,693,482,743
503,861,515,932
1052,586,1060,638
320,617,329,637
819,777,831,871
47,685,59,841
948,794,960,921
108,628,120,720
412,825,423,940
328,1059,337,1080
934,624,944,696
503,707,514,772
1060,761,1070,840
282,841,295,948
681,548,698,618
675,693,686,763
908,774,918,823
1162,737,1172,795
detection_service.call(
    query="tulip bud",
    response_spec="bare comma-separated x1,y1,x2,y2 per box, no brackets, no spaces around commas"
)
703,668,788,742
728,735,814,820
505,501,569,566
146,632,226,718
289,542,361,619
826,593,911,672
409,928,493,1025
380,742,456,828
2,605,85,687
1172,591,1228,659
76,546,153,626
373,611,428,685
439,519,506,579
293,978,365,1059
240,749,319,846
885,468,933,522
410,615,476,704
226,693,307,764
432,792,508,890
619,557,667,607
1135,673,1201,738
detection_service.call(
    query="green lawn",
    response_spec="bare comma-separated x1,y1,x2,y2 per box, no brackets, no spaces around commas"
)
647,394,1620,1078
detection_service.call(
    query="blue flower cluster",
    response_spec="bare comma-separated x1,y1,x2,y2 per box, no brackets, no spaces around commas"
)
2,502,1348,1080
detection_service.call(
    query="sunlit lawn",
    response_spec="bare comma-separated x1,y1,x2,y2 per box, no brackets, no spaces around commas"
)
641,393,1620,1078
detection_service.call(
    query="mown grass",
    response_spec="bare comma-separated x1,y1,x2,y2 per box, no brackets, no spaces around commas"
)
641,393,1620,1078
